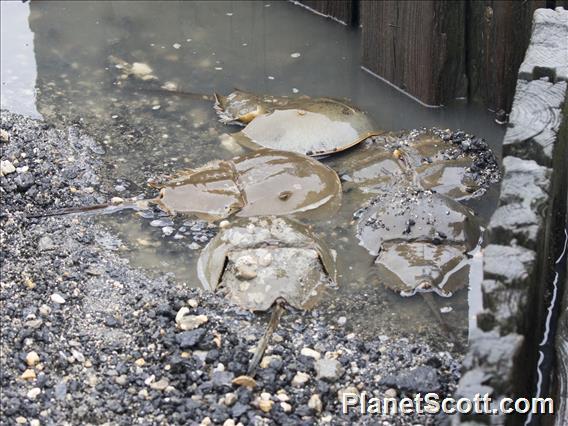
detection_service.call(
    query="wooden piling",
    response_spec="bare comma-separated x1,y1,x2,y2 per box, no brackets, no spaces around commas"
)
360,0,466,107
292,0,565,112
466,0,545,113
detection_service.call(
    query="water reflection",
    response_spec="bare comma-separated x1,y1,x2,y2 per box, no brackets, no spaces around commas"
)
1,1,40,118
6,0,507,346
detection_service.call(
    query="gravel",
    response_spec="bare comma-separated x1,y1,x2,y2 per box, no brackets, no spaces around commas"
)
1,111,462,425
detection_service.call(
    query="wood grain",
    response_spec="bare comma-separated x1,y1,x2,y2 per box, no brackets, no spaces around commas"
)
360,0,466,107
503,79,566,167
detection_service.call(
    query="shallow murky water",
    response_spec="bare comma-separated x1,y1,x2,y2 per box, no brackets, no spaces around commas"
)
1,0,505,348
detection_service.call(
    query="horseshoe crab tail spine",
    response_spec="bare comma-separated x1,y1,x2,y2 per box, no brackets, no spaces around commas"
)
247,300,286,377
26,200,151,219
419,292,464,352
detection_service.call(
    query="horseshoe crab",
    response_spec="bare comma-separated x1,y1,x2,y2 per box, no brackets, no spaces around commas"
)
356,183,481,340
215,90,381,156
197,217,337,375
109,58,381,157
338,129,499,201
32,149,341,221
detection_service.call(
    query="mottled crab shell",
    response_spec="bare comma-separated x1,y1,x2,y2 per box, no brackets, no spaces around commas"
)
381,130,481,200
339,130,488,200
197,217,337,311
214,90,379,156
357,186,481,296
154,148,342,221
357,187,481,256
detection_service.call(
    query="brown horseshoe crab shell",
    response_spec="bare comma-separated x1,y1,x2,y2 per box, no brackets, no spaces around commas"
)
154,148,342,221
215,90,380,156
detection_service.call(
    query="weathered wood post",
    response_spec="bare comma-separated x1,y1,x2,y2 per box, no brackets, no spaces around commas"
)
293,0,557,113
360,0,467,107
466,0,545,114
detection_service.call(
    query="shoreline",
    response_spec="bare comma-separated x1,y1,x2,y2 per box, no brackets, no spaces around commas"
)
0,110,461,425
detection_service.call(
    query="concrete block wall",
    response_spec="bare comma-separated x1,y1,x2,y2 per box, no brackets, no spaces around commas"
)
455,8,568,426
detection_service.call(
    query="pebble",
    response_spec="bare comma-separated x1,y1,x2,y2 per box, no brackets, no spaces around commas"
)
175,307,190,323
134,358,146,367
25,319,43,329
178,314,208,330
315,358,343,382
280,402,292,413
0,159,16,175
71,349,85,363
223,420,235,426
232,375,256,388
110,197,124,204
115,375,128,386
291,371,309,387
176,329,206,348
337,387,359,403
188,242,201,250
300,347,320,360
235,264,257,280
162,226,175,236
26,351,40,367
21,369,36,380
0,128,9,142
290,52,301,58
259,399,273,413
337,316,347,326
50,293,65,304
219,220,230,229
260,355,281,369
385,388,398,398
131,62,153,77
27,387,41,400
39,236,55,251
224,392,237,406
150,378,169,390
30,420,40,426
38,304,51,316
308,394,322,413
257,251,272,267
150,218,174,227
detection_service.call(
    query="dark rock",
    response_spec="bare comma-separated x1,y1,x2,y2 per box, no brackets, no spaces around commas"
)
231,402,249,417
380,366,441,393
14,173,34,192
211,371,234,388
176,329,206,348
